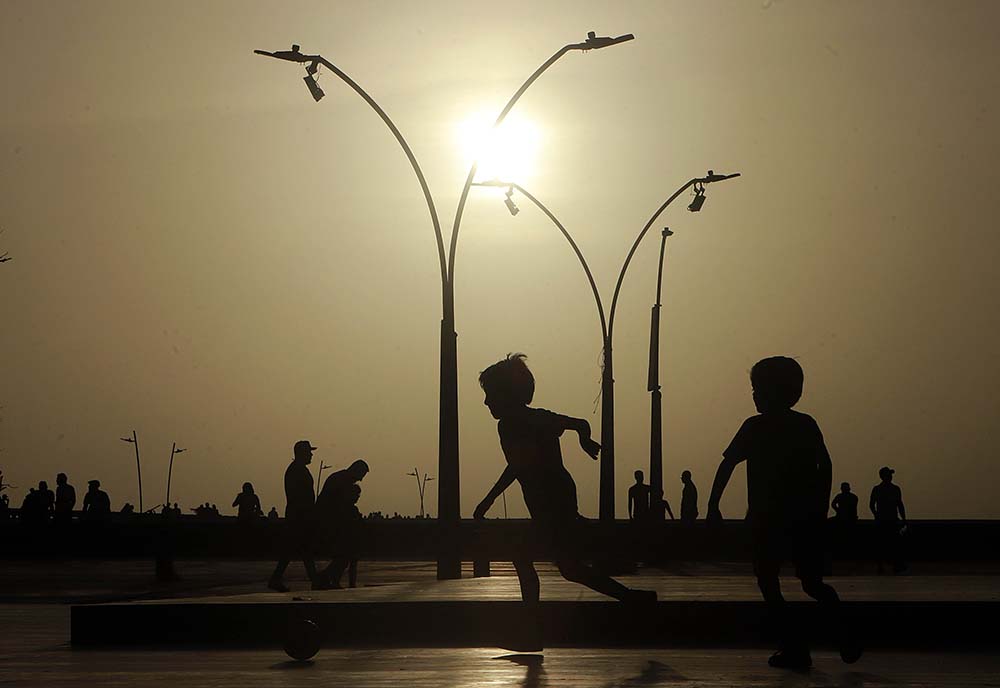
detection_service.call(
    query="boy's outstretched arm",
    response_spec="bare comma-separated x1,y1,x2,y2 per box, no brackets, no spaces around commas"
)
706,455,741,523
551,413,600,460
473,466,516,519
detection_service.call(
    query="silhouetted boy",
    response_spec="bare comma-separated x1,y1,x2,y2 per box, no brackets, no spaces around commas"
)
315,459,369,588
268,440,319,592
628,470,650,522
474,354,656,612
706,356,860,669
54,473,76,523
680,470,698,523
870,467,907,574
832,482,858,523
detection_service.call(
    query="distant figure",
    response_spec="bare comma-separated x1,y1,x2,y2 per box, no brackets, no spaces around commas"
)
628,470,650,522
267,506,279,520
37,481,55,518
233,482,263,521
19,488,42,525
870,467,907,574
82,480,111,519
315,459,369,589
706,356,860,669
268,440,319,592
680,470,698,523
473,353,656,642
832,482,858,523
54,473,76,523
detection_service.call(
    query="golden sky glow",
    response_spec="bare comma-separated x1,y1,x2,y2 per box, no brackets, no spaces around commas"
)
1,1,999,519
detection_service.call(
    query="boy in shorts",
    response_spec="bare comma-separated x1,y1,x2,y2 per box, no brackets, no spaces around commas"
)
706,356,861,668
474,354,656,608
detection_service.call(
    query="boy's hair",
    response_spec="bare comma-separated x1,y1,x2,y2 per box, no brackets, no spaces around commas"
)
479,353,535,406
750,356,803,410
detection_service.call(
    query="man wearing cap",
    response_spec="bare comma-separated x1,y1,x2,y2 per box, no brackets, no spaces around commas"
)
268,440,320,592
870,467,907,573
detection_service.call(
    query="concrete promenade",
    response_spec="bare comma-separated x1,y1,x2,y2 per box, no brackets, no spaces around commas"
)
2,562,999,687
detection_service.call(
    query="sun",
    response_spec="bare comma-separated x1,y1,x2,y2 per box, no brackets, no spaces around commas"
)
457,110,541,184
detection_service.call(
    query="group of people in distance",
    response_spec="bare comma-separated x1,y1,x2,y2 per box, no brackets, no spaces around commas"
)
627,469,699,523
268,441,368,592
15,474,112,523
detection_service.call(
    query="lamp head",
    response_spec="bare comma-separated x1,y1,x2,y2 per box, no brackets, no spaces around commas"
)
688,185,706,212
504,196,520,216
303,73,325,102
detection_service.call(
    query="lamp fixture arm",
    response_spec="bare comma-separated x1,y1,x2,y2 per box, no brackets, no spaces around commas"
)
510,184,608,342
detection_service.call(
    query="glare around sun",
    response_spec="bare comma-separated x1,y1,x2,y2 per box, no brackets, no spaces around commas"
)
457,110,541,184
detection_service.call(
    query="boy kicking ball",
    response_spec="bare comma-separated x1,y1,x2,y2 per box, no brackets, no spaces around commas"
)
474,353,656,648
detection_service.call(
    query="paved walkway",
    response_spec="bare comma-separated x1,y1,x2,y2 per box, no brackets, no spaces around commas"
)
4,605,1000,688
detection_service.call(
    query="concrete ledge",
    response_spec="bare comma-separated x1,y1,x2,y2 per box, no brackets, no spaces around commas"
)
71,597,1000,649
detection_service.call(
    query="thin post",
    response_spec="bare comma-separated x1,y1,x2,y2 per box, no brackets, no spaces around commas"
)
166,442,176,507
648,228,672,520
132,430,142,513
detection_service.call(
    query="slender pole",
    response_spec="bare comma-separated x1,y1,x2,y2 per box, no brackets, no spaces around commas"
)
166,442,176,507
132,430,142,513
647,228,672,520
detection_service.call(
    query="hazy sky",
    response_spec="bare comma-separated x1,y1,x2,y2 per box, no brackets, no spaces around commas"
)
2,1,998,519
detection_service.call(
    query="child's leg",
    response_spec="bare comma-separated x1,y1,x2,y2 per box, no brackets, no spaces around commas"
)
513,558,540,603
555,558,632,600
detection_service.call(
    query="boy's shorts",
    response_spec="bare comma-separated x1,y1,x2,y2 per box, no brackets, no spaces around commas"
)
750,516,825,581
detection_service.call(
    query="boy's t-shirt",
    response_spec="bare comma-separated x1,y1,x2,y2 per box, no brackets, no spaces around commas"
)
498,407,578,519
723,409,829,521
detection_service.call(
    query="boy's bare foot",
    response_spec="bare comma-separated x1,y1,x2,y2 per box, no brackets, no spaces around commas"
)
767,649,812,670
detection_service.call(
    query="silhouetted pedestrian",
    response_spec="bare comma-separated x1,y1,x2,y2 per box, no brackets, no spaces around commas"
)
36,481,55,519
267,506,279,520
473,354,656,640
870,467,907,574
19,488,42,525
315,459,369,588
54,473,76,523
628,470,650,522
832,482,858,523
233,482,263,521
82,480,111,519
268,440,319,592
680,470,698,523
706,356,860,669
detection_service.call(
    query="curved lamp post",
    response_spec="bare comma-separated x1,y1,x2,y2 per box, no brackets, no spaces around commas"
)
476,171,740,519
255,33,634,576
165,442,186,509
119,430,142,513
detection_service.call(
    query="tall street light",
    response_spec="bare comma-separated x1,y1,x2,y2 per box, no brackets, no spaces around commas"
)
255,32,634,576
646,227,673,520
477,171,740,519
119,430,142,513
165,442,186,509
